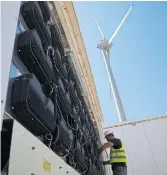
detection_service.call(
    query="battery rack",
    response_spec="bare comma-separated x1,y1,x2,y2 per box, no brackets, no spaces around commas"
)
1,2,106,175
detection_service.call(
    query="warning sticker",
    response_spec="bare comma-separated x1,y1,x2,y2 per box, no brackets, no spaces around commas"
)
43,159,51,173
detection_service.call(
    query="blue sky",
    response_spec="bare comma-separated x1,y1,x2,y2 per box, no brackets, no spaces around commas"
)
73,2,167,124
10,27,22,78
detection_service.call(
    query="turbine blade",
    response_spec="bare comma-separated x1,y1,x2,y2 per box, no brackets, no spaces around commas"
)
95,20,105,40
109,5,133,44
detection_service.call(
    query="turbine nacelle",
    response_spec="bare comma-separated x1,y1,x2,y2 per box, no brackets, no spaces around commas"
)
95,5,133,52
97,40,112,51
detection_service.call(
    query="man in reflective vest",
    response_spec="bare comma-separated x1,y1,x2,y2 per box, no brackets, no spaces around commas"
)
98,129,127,175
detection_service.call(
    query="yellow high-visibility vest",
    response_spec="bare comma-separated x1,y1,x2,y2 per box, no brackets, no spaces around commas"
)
110,142,127,163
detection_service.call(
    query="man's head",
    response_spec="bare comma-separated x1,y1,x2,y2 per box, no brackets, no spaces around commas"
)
104,130,114,141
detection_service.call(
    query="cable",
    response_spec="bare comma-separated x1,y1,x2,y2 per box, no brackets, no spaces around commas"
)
80,166,88,174
67,114,79,131
68,155,76,168
51,122,60,145
55,131,72,158
71,162,76,168
31,6,50,50
46,46,55,57
70,157,76,168
73,140,86,151
23,90,51,138
80,141,87,147
45,46,62,150
29,40,50,82
58,132,73,158
56,104,73,158
47,81,57,96
75,106,79,114
56,86,79,131
53,57,69,84
79,128,88,147
45,133,53,148
78,129,83,142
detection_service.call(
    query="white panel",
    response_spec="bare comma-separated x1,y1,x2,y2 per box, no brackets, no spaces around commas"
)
9,120,80,175
1,1,21,130
123,123,158,175
144,118,167,175
109,118,167,175
122,123,148,140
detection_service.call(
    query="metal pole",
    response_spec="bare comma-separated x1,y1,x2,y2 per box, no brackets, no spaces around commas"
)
1,1,21,130
102,50,127,122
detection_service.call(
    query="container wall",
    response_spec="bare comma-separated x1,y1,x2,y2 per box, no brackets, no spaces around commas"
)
107,117,167,175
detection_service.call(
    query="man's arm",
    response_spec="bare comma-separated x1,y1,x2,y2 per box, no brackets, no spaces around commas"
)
98,142,114,155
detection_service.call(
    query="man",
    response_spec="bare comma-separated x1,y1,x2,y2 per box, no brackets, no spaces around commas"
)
98,129,127,175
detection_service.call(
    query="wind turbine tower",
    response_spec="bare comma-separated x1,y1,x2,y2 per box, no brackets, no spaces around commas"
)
95,5,134,122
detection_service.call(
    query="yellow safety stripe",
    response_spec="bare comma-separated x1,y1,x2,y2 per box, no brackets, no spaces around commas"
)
110,141,127,163
112,150,125,153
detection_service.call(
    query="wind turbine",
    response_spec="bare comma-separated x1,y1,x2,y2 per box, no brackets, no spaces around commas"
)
95,5,134,122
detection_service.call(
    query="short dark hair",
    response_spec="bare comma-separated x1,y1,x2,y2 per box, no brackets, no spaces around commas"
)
110,133,114,137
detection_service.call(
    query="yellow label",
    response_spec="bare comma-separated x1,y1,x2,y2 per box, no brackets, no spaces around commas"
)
43,159,51,173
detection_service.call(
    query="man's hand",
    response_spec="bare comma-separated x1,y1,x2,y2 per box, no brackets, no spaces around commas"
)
97,142,114,161
98,142,114,155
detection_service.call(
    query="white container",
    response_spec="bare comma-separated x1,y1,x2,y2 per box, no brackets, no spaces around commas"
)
103,115,167,175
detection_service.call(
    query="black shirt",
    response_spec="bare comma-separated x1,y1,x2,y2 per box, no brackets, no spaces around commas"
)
112,138,122,149
110,138,127,170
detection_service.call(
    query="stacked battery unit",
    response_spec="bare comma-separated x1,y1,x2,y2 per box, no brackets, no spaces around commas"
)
9,1,105,175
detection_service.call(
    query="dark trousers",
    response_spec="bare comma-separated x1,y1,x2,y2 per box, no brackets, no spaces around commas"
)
113,166,127,175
